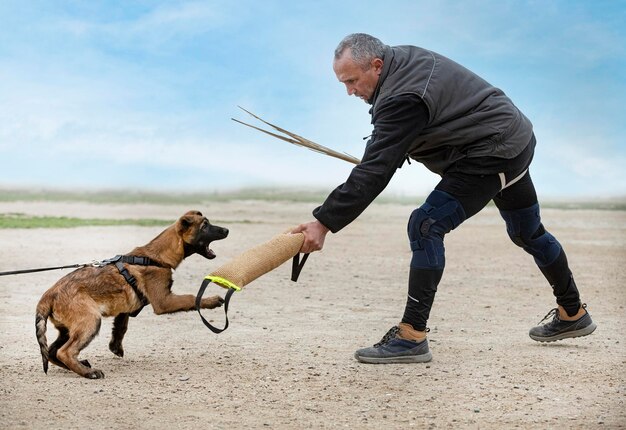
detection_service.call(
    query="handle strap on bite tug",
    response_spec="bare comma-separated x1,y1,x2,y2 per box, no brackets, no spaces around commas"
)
195,277,237,334
195,253,310,334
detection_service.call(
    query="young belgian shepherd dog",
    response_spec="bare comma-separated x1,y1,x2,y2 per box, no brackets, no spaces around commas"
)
35,210,228,379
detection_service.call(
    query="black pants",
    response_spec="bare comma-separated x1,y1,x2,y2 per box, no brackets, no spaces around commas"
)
437,169,537,218
402,169,581,330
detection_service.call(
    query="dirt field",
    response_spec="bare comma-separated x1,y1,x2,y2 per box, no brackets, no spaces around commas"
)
0,199,624,429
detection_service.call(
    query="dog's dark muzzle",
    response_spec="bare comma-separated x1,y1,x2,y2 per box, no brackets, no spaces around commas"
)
212,226,229,240
192,225,228,260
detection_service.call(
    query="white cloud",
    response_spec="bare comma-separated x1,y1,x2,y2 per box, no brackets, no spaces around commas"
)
58,1,223,37
531,125,626,197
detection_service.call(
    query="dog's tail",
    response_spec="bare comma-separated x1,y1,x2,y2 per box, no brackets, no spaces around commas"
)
35,300,52,374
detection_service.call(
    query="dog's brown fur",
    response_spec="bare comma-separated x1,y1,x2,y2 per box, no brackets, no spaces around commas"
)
35,210,228,379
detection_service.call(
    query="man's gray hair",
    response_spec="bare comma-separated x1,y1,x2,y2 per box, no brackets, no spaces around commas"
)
334,33,388,68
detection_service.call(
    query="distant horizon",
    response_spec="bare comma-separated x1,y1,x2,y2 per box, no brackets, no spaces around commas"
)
2,184,625,208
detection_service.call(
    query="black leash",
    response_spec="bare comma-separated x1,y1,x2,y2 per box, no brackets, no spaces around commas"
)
195,253,310,334
0,263,91,276
0,255,163,277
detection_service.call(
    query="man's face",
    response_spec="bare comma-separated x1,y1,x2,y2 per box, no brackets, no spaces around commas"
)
333,49,383,103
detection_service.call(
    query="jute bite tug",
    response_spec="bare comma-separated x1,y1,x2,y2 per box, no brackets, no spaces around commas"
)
196,228,309,333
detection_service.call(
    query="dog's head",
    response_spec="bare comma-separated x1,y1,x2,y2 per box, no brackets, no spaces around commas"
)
177,210,229,259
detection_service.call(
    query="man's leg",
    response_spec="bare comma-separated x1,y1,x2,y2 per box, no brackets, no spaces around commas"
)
494,172,596,341
400,173,504,333
400,190,465,332
355,173,500,364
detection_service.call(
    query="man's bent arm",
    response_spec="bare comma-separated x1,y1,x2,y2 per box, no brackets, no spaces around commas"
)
313,95,429,233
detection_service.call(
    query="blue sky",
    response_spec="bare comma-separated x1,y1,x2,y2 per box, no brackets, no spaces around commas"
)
1,0,625,199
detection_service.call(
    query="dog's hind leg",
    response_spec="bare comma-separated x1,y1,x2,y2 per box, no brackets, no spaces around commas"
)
47,321,93,371
48,326,70,370
56,312,104,379
109,313,129,357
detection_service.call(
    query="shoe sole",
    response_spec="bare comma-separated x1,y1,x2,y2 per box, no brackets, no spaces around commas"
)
354,351,433,364
529,322,597,342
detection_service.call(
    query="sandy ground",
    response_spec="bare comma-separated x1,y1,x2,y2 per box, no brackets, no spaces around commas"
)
0,199,624,429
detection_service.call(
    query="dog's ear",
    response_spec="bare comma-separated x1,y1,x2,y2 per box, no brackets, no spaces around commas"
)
178,213,197,232
181,210,203,219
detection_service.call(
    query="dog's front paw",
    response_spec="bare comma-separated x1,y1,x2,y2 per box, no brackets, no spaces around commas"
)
85,369,105,379
201,295,225,309
109,341,124,358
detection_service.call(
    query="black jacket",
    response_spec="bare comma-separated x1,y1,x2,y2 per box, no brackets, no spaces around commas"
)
313,45,533,233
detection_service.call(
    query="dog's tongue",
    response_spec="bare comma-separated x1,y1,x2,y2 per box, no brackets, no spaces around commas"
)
206,246,216,259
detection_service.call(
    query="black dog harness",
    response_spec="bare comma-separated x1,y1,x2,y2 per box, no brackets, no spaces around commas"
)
0,254,164,317
99,255,164,317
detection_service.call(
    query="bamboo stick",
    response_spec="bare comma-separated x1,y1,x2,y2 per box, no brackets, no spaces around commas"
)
232,106,361,165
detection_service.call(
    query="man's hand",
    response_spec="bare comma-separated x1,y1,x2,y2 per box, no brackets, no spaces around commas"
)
292,220,330,253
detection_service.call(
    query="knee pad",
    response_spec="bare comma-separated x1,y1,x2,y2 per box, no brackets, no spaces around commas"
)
499,203,561,266
407,190,466,269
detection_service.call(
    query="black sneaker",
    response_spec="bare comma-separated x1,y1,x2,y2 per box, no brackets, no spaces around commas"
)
354,326,432,364
529,303,597,342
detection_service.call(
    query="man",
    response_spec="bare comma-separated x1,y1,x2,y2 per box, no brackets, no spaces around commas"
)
292,33,596,364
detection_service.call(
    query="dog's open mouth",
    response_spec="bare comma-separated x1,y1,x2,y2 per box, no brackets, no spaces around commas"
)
204,246,217,259
192,225,228,260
